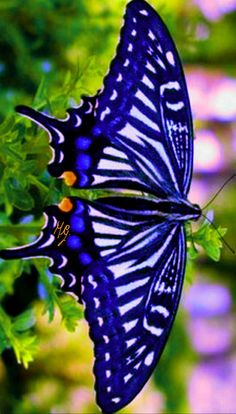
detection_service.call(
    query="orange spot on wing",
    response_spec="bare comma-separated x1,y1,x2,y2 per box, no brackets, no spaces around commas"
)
58,197,73,212
62,171,77,186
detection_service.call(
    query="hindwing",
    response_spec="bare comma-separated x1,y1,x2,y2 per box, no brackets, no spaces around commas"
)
0,195,186,412
81,206,186,412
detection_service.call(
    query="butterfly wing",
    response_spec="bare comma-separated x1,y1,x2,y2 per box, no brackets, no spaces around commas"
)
94,0,193,197
16,0,193,198
16,97,108,190
0,192,186,412
80,198,186,412
16,97,159,195
0,197,99,302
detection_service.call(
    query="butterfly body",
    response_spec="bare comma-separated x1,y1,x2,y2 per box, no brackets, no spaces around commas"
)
0,0,201,412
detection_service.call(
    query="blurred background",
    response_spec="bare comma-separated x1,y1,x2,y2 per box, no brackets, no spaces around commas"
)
0,0,235,413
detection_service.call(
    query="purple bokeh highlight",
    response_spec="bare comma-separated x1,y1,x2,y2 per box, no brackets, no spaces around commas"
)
187,70,236,122
188,316,233,355
184,283,232,317
194,0,236,21
189,356,236,413
194,129,225,173
184,283,233,355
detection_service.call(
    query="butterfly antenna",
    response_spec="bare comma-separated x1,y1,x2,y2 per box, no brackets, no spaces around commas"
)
202,173,236,211
200,212,235,255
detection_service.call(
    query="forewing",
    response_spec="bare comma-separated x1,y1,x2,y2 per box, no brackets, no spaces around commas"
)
94,0,194,196
16,0,193,197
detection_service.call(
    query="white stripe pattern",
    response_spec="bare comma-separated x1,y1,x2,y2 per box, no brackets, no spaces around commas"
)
135,89,157,112
110,90,118,101
100,107,111,121
146,61,156,73
166,101,184,111
113,225,160,260
119,296,143,316
108,227,177,279
116,277,150,297
142,74,155,90
160,81,180,96
123,319,139,333
97,159,133,171
92,175,142,186
92,222,128,236
118,123,145,146
100,248,116,257
130,105,160,132
103,146,128,159
95,238,121,247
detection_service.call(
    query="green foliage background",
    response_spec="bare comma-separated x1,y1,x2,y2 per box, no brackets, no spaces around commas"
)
0,0,235,413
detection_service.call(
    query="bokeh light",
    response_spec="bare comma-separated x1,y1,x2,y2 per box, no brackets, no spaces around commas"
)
194,0,236,20
194,130,225,173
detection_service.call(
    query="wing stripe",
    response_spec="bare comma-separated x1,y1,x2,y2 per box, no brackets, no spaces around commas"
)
118,123,145,146
92,174,142,186
123,226,158,248
112,226,159,260
103,146,128,159
108,226,178,279
95,238,121,247
142,74,155,90
97,159,133,171
100,249,116,257
123,319,139,333
92,222,128,236
89,206,142,226
119,296,143,316
116,276,150,297
130,105,160,132
135,89,157,112
146,61,156,73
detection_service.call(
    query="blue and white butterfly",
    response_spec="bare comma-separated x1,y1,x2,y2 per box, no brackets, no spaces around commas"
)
0,0,201,412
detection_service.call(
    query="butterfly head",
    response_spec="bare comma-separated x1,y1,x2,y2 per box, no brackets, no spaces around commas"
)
191,203,202,221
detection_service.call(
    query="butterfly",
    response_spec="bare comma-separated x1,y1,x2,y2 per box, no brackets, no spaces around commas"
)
0,0,201,412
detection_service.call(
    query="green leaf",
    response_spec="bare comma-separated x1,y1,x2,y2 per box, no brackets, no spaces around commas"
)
32,76,48,108
0,115,15,136
0,260,24,299
0,306,38,368
192,221,227,262
12,309,36,332
38,267,83,331
185,253,195,285
12,332,38,369
0,324,9,353
58,294,83,332
5,182,35,211
38,268,57,323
